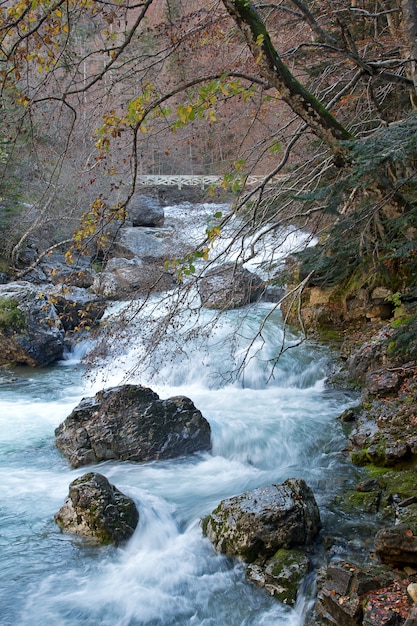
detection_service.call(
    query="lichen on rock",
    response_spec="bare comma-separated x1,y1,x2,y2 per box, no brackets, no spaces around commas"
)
54,472,139,546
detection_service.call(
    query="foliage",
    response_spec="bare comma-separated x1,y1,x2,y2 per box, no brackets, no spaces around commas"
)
293,114,417,297
0,298,25,331
386,314,417,361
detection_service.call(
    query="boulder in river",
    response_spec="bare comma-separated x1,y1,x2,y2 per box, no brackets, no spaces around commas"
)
54,472,139,545
91,258,175,299
199,263,264,310
126,193,165,227
0,281,64,366
203,478,321,563
55,384,211,467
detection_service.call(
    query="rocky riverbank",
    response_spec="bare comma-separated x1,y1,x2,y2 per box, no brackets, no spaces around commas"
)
286,284,417,624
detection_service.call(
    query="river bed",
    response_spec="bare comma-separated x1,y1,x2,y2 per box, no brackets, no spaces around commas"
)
0,203,358,625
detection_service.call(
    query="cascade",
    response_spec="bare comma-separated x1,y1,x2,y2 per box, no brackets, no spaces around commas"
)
0,203,357,625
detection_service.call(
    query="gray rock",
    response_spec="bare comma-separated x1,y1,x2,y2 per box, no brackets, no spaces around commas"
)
91,260,175,299
91,271,120,298
39,252,95,288
375,526,417,566
199,263,264,310
126,194,164,227
44,284,106,331
0,281,64,366
203,478,321,563
54,472,139,545
55,384,211,468
112,227,173,262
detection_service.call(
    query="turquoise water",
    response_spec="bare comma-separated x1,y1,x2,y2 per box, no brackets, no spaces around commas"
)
0,301,356,626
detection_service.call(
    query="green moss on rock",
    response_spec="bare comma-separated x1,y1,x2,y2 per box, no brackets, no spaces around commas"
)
0,297,25,332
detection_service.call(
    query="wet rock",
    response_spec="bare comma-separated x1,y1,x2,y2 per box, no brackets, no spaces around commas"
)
203,478,321,562
54,472,139,545
55,384,211,468
405,605,417,626
247,548,309,605
199,263,264,310
375,526,417,566
0,281,64,366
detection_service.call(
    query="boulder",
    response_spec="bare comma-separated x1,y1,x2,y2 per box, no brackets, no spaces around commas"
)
91,259,175,299
0,281,64,366
199,263,264,310
126,194,164,227
345,324,396,381
203,478,321,563
375,526,417,566
38,252,95,288
54,472,138,545
55,384,211,468
112,226,173,262
45,285,106,331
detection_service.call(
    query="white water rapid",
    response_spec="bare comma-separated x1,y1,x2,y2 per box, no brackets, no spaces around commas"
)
0,203,357,625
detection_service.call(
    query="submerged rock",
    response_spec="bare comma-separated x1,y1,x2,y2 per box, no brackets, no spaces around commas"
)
314,561,399,626
55,384,211,468
203,478,321,563
54,472,138,545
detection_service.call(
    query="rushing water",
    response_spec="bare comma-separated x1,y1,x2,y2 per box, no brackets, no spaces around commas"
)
0,204,358,625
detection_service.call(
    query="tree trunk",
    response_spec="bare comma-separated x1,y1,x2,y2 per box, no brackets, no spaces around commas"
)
221,0,354,165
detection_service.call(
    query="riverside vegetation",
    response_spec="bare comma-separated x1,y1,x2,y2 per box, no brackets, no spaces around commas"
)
1,0,417,622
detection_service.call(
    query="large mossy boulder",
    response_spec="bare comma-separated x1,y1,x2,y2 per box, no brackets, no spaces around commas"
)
203,478,321,563
54,472,139,545
199,263,264,310
55,384,211,468
0,281,64,366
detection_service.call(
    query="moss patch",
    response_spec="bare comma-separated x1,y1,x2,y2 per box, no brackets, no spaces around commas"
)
0,297,25,331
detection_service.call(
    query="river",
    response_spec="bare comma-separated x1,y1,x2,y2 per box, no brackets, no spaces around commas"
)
0,202,358,625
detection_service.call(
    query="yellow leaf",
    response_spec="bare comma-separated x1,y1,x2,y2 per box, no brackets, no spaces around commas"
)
55,8,62,17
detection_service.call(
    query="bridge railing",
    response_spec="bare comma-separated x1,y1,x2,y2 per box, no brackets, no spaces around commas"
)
136,174,284,189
